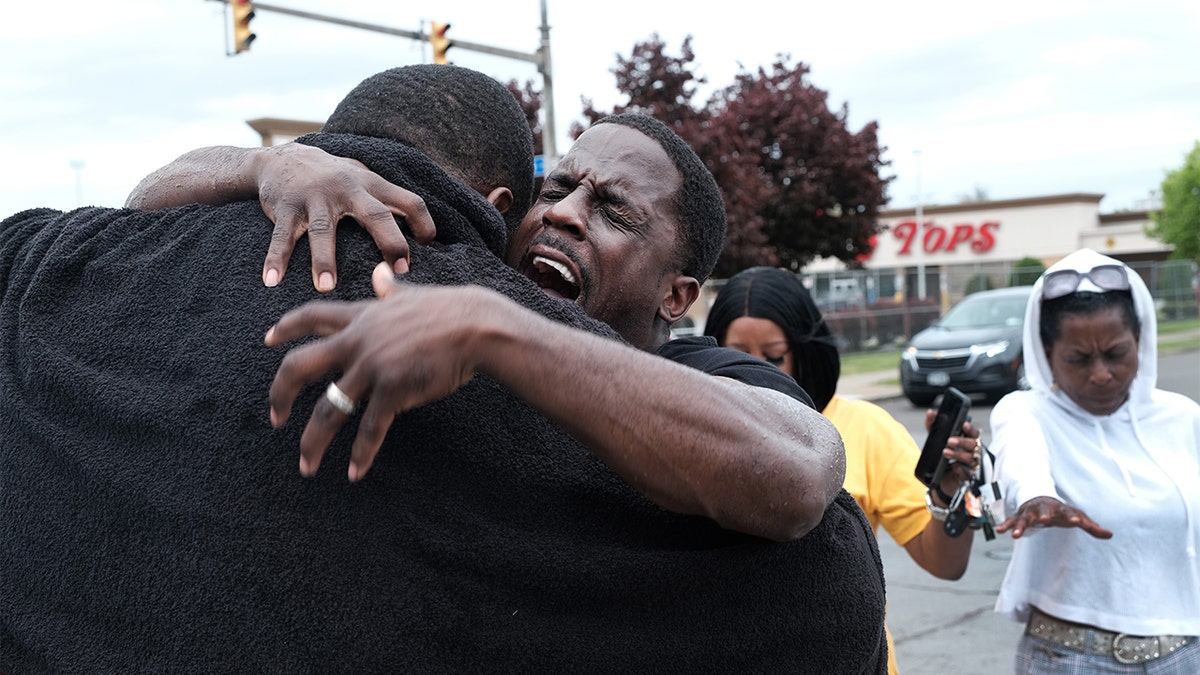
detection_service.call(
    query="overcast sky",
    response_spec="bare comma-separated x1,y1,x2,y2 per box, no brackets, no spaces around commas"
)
3,0,1198,225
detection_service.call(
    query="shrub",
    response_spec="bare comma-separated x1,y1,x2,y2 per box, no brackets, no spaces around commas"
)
965,273,996,295
1009,257,1045,287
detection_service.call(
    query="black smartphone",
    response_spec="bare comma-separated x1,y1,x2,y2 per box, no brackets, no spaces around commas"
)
914,387,971,487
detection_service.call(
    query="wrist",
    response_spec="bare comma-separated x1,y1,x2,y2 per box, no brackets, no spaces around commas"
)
930,482,954,506
234,146,273,200
925,491,951,522
465,288,542,376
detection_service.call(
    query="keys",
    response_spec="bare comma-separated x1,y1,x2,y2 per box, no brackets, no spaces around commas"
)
943,483,972,537
941,476,997,540
970,484,997,541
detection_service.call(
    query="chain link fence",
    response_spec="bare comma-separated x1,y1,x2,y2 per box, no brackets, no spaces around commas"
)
689,259,1199,353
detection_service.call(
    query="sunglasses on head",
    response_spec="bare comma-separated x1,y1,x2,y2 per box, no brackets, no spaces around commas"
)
1041,264,1130,300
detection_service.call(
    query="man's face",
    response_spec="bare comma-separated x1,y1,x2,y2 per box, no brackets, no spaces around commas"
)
506,124,689,349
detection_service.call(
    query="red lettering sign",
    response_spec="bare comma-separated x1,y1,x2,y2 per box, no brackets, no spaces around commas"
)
974,221,999,253
893,220,918,254
945,224,974,251
891,219,998,255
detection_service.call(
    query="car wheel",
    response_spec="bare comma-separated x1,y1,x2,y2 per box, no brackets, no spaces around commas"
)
905,391,937,407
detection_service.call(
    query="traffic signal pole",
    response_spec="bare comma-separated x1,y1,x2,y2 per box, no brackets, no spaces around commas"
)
212,0,558,161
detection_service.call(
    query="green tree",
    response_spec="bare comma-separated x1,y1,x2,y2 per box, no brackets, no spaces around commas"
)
1009,256,1045,286
1149,141,1200,263
574,36,892,278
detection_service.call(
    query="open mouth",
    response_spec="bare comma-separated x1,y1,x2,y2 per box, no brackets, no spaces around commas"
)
525,254,581,301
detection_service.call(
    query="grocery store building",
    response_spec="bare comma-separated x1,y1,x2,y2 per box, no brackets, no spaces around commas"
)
683,193,1196,341
801,192,1172,309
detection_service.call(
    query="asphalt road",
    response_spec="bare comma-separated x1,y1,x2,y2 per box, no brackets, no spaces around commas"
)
879,349,1200,445
871,349,1199,673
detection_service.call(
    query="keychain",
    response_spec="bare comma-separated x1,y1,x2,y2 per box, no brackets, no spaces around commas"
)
942,442,999,540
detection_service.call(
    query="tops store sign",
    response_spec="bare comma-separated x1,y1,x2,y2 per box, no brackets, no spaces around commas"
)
803,194,1111,273
891,220,999,255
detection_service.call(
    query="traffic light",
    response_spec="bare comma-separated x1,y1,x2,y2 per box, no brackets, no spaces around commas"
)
429,21,451,64
232,0,256,53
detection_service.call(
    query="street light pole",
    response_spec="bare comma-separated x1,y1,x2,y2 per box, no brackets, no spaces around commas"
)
70,160,85,207
914,150,926,299
537,0,556,162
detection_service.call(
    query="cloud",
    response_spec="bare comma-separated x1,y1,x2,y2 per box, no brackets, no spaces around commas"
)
2,0,1198,219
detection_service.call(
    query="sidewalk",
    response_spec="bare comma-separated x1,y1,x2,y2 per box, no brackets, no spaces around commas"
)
838,367,903,402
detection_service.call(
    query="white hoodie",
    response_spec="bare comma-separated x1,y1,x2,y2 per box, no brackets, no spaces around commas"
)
991,248,1200,636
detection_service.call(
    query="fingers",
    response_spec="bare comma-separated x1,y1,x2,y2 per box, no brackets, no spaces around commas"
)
352,199,413,276
262,213,304,287
286,360,414,483
268,338,384,482
1000,497,1114,540
941,432,981,477
253,145,429,291
923,408,936,432
372,261,404,299
297,373,363,477
1080,518,1115,540
267,334,350,427
383,183,435,245
1004,509,1046,538
944,434,978,456
1005,518,1032,539
961,420,981,440
305,210,339,293
348,397,398,482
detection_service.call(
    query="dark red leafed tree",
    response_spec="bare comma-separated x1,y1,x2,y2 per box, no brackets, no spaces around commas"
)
506,78,544,156
574,34,707,137
571,37,893,278
706,57,891,274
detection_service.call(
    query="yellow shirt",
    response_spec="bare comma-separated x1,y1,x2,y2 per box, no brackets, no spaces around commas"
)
823,395,931,675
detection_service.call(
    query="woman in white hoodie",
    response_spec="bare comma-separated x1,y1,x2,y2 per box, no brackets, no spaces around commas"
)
991,248,1200,673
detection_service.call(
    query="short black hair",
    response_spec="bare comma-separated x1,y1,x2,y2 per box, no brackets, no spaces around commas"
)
1039,290,1141,348
324,64,534,233
703,267,841,411
593,113,726,283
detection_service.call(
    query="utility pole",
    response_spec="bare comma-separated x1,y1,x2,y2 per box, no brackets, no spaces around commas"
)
70,160,85,207
914,149,926,300
213,0,558,162
536,0,557,162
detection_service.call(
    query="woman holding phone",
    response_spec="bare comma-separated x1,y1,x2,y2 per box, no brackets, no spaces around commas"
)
704,266,982,675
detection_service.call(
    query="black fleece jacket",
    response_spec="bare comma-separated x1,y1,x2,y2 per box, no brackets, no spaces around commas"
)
0,133,886,674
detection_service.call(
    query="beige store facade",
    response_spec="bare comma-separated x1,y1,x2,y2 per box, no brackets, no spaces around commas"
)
801,192,1172,310
682,192,1194,340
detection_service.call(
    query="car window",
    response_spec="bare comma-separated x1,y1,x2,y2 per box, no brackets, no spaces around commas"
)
940,293,1029,329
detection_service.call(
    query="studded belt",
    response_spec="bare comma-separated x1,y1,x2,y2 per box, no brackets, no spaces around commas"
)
1027,608,1193,665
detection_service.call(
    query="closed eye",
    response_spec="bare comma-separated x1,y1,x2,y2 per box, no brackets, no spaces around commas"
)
537,174,575,203
601,204,641,233
538,188,568,203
